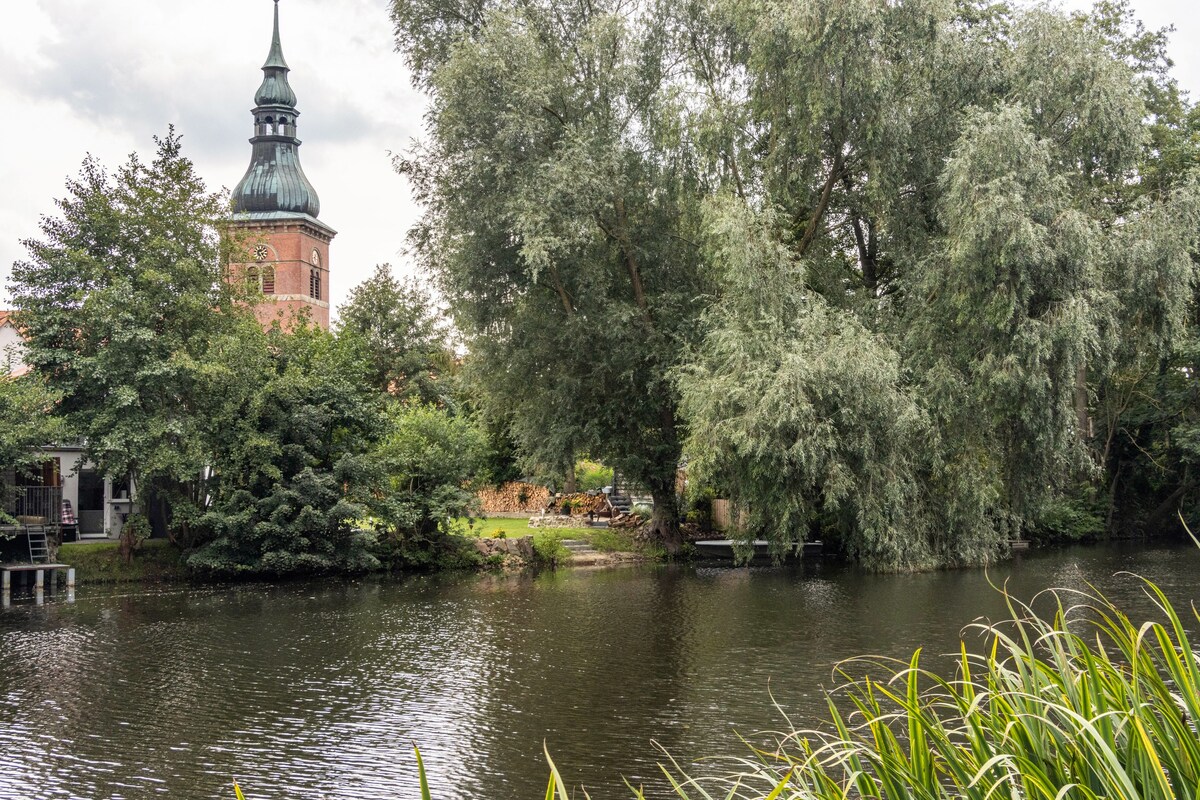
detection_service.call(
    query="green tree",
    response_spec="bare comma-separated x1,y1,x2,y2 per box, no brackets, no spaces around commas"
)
677,1,1199,567
188,327,385,576
0,374,66,523
368,403,489,550
393,0,1199,567
336,264,454,404
8,130,243,537
391,0,714,550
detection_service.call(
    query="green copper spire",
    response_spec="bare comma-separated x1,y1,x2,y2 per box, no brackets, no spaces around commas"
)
255,0,296,107
263,0,289,70
232,0,321,218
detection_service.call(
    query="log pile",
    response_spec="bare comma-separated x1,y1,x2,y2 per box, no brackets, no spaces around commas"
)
553,493,609,516
477,482,551,514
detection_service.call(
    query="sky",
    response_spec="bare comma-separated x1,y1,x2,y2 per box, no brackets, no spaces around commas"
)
0,0,1196,318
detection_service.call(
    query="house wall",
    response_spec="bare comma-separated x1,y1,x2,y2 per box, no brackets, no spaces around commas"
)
0,320,24,372
48,450,85,520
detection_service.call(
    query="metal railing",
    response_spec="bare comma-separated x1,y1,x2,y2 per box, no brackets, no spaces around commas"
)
7,486,63,526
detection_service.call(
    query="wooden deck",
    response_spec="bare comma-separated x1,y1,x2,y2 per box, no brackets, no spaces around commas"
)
2,563,71,572
1,563,76,606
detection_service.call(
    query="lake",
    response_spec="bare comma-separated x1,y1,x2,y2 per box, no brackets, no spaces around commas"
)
1,541,1196,799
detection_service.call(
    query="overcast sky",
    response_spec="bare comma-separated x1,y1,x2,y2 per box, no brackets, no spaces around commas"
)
0,0,1196,318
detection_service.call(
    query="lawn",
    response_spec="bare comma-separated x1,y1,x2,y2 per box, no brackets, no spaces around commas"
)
458,517,638,553
461,516,593,538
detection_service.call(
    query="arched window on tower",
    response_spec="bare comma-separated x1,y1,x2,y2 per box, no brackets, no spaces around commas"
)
246,265,260,290
261,266,275,295
310,268,321,301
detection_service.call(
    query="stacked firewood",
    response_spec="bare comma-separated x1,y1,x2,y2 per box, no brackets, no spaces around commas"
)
553,493,609,515
477,482,551,514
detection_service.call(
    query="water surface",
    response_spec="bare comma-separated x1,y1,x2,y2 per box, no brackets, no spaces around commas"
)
1,541,1196,799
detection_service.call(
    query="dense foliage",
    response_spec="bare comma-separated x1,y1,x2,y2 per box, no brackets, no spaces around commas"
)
366,402,491,567
9,130,242,537
187,328,385,576
9,134,494,575
393,0,1200,568
336,264,454,404
392,0,714,550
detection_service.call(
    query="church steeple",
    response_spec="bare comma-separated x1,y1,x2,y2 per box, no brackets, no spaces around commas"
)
232,0,320,218
228,0,335,332
264,0,289,70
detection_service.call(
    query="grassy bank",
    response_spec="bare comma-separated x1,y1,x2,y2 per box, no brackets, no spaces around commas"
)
57,540,190,584
464,516,593,538
462,517,645,555
54,523,646,586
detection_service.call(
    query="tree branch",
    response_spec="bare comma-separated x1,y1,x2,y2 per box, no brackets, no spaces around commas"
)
797,145,846,258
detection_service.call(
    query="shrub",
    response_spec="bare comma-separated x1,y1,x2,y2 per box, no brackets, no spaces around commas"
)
531,531,570,566
1030,489,1105,543
118,514,152,564
576,460,613,492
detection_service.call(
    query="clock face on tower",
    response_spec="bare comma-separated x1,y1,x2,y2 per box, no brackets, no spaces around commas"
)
254,244,269,261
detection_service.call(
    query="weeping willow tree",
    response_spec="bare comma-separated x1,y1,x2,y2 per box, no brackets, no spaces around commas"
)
392,0,714,551
675,0,1199,569
393,0,1199,568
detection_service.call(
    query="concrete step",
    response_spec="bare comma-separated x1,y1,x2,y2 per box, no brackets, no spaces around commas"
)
560,540,602,558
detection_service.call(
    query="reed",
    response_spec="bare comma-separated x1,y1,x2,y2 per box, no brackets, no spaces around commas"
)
236,539,1200,799
636,576,1200,800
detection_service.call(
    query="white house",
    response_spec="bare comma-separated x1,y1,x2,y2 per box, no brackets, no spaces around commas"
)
2,310,135,540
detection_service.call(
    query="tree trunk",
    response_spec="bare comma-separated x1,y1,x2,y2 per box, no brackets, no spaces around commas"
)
647,488,682,555
564,461,577,494
1142,481,1196,535
1075,362,1092,445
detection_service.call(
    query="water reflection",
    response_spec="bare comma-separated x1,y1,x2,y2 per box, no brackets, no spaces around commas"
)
0,542,1196,799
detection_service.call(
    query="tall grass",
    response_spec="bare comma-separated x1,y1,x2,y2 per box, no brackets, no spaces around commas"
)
637,577,1200,800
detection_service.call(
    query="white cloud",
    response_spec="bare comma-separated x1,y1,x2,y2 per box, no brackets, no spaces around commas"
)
0,0,1196,317
0,0,425,315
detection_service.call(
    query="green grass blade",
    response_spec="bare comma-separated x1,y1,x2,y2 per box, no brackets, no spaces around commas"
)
413,744,432,800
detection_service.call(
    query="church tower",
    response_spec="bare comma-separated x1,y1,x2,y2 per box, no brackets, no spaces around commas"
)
230,0,335,330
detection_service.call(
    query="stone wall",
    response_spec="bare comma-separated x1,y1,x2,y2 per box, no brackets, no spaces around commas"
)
471,536,535,560
528,514,592,529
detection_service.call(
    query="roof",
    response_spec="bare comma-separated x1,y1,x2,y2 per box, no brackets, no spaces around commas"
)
0,310,13,328
232,1,322,219
231,141,321,218
230,211,337,237
255,1,297,109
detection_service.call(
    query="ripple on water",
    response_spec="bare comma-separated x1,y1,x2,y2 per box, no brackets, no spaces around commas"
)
0,543,1197,799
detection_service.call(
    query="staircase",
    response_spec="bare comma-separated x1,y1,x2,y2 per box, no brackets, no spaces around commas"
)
609,471,653,516
560,539,604,564
26,527,50,564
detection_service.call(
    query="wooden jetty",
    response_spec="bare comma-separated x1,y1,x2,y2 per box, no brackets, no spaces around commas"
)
1,563,75,607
